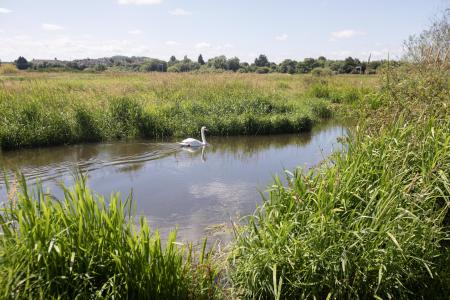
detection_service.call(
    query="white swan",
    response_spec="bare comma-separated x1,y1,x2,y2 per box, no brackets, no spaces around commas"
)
179,126,209,147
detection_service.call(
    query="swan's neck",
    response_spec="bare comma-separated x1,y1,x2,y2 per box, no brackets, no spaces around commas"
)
201,129,207,144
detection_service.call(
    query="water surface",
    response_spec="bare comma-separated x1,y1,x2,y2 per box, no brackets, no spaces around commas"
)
0,123,346,242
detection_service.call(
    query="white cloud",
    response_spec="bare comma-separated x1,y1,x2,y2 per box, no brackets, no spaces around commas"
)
128,29,142,35
0,8,12,14
360,47,403,59
165,40,179,46
195,42,211,49
0,35,154,61
275,33,288,41
42,23,64,31
330,50,352,58
118,0,162,5
330,29,365,40
169,8,191,16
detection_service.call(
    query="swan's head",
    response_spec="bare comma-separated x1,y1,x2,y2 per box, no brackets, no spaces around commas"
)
201,126,208,132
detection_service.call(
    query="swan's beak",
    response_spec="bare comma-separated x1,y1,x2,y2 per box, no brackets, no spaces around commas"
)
204,128,208,132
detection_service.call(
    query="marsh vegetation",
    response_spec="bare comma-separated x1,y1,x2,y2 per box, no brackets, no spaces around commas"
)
0,72,375,150
0,9,449,300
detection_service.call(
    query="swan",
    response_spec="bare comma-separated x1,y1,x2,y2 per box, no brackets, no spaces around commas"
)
179,126,209,147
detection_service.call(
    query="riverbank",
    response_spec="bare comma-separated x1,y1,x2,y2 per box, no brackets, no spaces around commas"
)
1,62,448,298
0,72,377,150
229,58,450,297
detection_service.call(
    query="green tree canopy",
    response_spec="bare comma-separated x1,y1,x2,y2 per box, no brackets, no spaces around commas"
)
198,54,205,65
15,56,29,70
226,57,240,71
278,59,297,74
254,54,270,67
208,55,227,69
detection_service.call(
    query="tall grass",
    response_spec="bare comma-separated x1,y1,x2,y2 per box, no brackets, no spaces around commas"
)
0,175,220,299
230,116,449,298
0,64,19,75
0,73,377,150
229,45,449,298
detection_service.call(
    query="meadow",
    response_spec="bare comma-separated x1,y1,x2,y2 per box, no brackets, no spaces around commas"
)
0,71,377,150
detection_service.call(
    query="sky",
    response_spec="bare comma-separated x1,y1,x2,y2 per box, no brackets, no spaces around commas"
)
0,0,447,63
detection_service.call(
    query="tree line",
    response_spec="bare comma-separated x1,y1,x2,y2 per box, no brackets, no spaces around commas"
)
12,54,388,74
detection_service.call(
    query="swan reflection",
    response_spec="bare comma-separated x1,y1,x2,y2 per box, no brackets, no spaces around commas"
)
180,145,207,162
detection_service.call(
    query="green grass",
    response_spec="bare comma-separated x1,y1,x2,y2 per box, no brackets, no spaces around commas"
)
0,175,220,299
1,64,447,299
230,117,449,298
229,63,450,298
0,72,377,150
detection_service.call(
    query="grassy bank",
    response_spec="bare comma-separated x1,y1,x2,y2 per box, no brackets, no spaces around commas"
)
0,72,377,150
229,60,450,297
0,175,220,299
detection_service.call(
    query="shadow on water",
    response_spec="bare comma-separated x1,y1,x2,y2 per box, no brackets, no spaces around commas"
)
0,122,347,243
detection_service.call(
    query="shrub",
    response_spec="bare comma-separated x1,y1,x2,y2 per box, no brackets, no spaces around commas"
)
311,67,333,77
94,64,107,72
255,67,270,74
15,56,29,70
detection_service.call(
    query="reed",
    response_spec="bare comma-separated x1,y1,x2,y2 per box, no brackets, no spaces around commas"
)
229,57,449,298
0,72,377,150
0,175,220,299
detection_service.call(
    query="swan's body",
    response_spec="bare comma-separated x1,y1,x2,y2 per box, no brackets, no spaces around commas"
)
179,126,208,147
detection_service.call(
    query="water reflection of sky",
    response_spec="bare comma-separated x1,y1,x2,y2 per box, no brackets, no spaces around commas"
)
0,123,347,242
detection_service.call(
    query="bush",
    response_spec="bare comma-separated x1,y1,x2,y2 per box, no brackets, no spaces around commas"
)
94,64,107,72
255,67,270,74
311,67,333,77
15,56,29,70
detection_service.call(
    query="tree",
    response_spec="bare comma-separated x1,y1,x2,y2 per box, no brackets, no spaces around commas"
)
226,57,240,71
168,55,178,66
342,57,361,73
317,56,327,68
94,64,107,72
278,59,297,74
198,54,205,65
254,54,270,67
15,56,29,70
140,59,167,72
208,56,227,69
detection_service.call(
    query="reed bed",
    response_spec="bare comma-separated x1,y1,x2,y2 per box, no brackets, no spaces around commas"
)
229,63,450,298
0,72,377,150
0,175,220,299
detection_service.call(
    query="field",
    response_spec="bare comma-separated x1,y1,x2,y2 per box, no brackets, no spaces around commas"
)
0,71,377,150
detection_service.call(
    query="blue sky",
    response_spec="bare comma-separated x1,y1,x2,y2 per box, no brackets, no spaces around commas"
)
0,0,447,62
